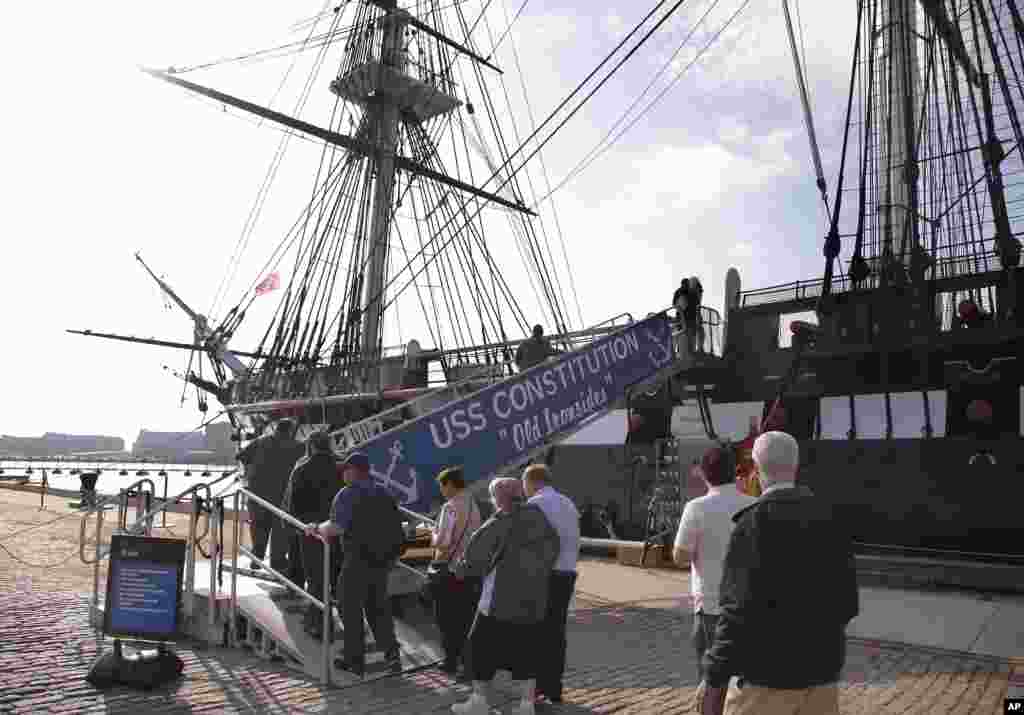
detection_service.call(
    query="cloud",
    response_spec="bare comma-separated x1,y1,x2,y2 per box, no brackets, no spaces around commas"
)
730,242,754,258
604,12,625,36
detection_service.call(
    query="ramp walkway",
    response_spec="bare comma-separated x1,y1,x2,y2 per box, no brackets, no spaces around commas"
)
188,560,443,684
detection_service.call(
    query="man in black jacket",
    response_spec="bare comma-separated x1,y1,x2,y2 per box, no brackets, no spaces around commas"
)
237,418,305,572
698,431,859,715
285,430,342,638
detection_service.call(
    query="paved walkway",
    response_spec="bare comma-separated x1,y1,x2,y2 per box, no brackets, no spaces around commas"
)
0,590,1019,714
1,486,1021,713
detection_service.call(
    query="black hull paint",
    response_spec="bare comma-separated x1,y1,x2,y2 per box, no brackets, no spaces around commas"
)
799,437,1024,558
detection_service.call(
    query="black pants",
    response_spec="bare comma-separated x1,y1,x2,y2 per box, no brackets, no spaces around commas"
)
468,612,539,682
434,580,477,667
301,536,339,627
537,570,576,699
249,502,288,571
288,531,306,585
693,610,720,681
337,559,397,666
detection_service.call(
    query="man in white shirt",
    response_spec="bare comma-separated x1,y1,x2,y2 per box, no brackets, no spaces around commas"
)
674,443,757,681
522,463,580,704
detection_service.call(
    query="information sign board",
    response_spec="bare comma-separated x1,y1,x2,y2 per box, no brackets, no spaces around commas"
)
103,534,187,641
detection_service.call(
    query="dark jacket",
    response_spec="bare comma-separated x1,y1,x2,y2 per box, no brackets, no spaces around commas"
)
515,337,556,371
455,503,560,624
703,485,859,689
237,434,305,504
284,453,341,524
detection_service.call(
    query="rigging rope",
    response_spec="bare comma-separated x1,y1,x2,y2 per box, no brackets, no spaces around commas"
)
209,1,343,325
367,0,697,320
782,0,829,210
531,0,748,210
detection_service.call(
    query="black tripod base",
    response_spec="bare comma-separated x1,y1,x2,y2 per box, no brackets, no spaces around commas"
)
86,642,184,690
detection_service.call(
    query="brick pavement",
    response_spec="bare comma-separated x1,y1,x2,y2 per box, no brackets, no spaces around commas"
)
1,488,1020,713
0,590,1018,714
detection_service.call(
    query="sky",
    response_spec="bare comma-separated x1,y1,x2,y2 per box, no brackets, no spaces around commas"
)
0,0,858,447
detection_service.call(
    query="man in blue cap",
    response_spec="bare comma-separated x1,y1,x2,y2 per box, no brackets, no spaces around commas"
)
305,451,404,676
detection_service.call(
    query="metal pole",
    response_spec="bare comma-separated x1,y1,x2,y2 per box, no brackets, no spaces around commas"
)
143,491,153,536
322,537,331,686
92,508,105,645
229,491,240,647
162,472,169,529
184,497,198,622
209,498,219,645
117,489,126,532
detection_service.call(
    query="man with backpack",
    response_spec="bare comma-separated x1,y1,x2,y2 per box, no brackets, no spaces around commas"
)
304,451,404,676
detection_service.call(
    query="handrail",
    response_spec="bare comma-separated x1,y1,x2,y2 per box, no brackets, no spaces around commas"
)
79,472,237,565
119,476,157,494
585,311,635,331
398,504,436,528
128,470,236,535
238,487,309,533
230,486,332,684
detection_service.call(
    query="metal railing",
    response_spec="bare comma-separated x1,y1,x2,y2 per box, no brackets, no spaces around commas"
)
230,309,642,406
230,488,333,685
79,473,240,644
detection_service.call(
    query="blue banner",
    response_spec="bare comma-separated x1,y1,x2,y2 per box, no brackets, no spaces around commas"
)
359,314,674,514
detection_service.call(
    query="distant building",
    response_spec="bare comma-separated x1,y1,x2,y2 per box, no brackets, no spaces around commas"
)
0,432,125,458
131,424,235,464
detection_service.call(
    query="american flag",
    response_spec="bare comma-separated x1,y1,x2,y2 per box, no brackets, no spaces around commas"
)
255,272,280,296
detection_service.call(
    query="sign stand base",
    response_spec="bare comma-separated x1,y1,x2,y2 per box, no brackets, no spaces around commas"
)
86,638,184,691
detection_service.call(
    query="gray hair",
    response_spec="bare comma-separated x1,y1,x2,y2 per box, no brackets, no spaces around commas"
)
489,476,524,512
752,431,799,485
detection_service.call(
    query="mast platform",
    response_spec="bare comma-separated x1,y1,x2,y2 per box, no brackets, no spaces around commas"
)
331,62,461,122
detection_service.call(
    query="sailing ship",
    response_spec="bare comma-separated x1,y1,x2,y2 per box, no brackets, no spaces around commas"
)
69,1,713,515
692,0,1024,565
69,1,1024,577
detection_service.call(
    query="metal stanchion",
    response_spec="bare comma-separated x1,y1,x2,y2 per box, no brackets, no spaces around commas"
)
162,472,169,529
92,508,105,647
321,537,332,686
229,492,240,647
208,499,219,644
184,497,199,622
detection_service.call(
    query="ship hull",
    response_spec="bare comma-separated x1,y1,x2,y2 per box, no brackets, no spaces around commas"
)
799,435,1024,558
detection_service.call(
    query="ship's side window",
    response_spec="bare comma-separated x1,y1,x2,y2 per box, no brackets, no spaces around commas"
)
778,311,818,349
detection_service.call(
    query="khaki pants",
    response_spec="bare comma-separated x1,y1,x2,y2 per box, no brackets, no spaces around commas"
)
724,682,839,715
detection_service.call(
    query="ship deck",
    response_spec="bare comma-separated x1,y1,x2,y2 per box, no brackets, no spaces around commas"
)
1,486,1021,713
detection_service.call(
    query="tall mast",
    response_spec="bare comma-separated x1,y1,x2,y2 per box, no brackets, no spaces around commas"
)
879,0,920,283
359,3,405,372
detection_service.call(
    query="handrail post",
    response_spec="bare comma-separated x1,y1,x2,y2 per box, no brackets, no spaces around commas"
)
208,497,219,645
321,536,331,686
143,490,153,536
229,491,240,647
117,489,127,532
162,472,169,529
184,496,199,623
92,507,105,642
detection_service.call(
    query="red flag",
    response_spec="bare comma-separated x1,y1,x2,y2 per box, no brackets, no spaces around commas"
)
255,272,280,296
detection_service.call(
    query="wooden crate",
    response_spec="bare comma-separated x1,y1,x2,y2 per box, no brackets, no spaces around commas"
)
615,543,689,570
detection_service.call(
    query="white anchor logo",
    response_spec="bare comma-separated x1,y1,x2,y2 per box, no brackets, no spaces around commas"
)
369,441,420,505
646,327,673,369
